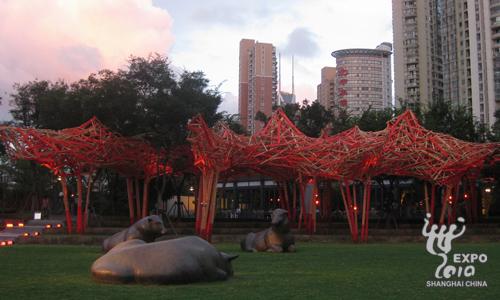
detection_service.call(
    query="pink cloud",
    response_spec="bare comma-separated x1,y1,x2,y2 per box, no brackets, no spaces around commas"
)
0,0,173,119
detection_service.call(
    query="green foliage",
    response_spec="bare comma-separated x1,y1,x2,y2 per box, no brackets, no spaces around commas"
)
9,54,222,146
354,107,394,132
295,100,332,137
280,102,301,121
254,110,269,125
491,109,500,142
6,54,223,213
221,112,246,135
421,101,479,142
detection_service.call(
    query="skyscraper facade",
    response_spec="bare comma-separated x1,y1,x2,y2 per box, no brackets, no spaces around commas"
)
316,67,336,110
238,39,277,134
393,0,443,109
331,43,393,116
392,0,499,126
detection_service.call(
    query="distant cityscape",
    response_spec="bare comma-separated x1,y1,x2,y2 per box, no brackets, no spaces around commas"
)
238,0,500,133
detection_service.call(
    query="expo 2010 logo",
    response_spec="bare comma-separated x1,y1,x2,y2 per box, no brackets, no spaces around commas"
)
422,214,488,288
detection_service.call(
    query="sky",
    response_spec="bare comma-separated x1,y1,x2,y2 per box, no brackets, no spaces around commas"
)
0,0,393,120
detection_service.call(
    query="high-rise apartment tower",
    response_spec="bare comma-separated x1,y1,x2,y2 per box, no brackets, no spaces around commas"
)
317,67,336,110
239,39,278,133
331,43,393,116
393,0,499,126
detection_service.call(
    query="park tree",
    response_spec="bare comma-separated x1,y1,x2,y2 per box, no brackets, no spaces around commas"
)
295,100,332,137
280,102,300,122
328,106,356,135
355,107,394,132
221,112,246,135
421,100,479,142
491,109,500,142
6,54,223,216
254,110,269,126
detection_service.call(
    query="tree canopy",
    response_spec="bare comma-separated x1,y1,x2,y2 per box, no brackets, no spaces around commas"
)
9,54,222,148
5,54,224,215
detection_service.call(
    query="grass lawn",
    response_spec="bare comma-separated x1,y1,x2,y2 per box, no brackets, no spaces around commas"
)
0,242,498,299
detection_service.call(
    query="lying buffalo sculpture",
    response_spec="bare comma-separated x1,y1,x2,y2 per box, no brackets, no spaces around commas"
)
92,236,238,284
102,215,167,253
240,208,296,252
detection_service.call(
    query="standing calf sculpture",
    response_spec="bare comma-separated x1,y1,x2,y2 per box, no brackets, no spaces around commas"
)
92,236,238,284
240,209,296,252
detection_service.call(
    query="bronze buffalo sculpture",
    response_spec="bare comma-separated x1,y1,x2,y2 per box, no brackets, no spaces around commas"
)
102,215,167,253
240,208,296,252
92,236,238,284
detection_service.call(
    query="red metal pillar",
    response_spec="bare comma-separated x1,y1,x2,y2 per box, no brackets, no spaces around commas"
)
197,169,219,241
195,175,203,234
76,174,84,233
342,180,358,242
205,171,219,241
126,177,135,225
361,179,372,242
307,179,318,234
339,182,353,240
142,177,151,218
352,183,358,235
135,178,141,221
60,177,72,233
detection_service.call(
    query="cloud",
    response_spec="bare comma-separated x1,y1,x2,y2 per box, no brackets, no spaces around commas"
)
188,0,297,27
281,27,320,58
192,6,247,26
0,0,174,120
218,92,238,115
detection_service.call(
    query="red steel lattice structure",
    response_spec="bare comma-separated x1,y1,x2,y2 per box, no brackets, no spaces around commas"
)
0,117,171,233
188,109,499,241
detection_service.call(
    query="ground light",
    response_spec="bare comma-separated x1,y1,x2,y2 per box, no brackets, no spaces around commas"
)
0,240,14,247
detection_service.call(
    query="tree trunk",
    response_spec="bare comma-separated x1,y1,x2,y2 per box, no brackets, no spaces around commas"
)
175,176,186,219
155,175,168,210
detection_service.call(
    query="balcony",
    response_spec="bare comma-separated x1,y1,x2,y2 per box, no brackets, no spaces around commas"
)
404,9,417,17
